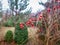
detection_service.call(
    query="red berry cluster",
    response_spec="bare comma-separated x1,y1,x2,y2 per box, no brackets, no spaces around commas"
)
26,19,34,27
26,13,43,27
19,23,24,29
38,14,43,20
47,8,51,13
26,21,31,26
57,5,60,9
53,6,56,10
55,0,60,2
47,5,60,13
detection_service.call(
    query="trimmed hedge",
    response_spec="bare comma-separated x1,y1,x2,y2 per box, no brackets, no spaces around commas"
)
4,30,13,43
14,23,28,45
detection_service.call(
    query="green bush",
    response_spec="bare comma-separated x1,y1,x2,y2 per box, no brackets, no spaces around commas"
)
4,19,14,27
4,30,13,43
14,23,28,45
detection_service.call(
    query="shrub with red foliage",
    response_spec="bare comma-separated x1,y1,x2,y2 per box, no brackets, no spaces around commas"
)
26,17,36,27
31,17,37,21
29,19,32,22
26,21,31,26
29,17,36,22
30,23,34,27
26,21,35,27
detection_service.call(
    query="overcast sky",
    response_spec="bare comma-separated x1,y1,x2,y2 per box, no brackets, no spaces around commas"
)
1,0,47,13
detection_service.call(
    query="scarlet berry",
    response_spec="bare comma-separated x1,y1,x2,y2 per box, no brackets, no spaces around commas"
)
20,23,24,29
53,6,56,10
47,8,51,12
27,21,31,24
55,0,58,2
26,21,31,26
55,0,60,2
39,15,43,20
40,15,43,17
57,5,60,9
39,17,42,20
32,17,36,21
31,23,34,27
29,19,32,22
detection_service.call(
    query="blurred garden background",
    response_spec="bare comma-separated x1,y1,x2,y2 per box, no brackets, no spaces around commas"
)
0,0,60,45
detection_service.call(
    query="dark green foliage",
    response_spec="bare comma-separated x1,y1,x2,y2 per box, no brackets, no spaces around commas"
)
14,23,28,45
4,30,13,43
